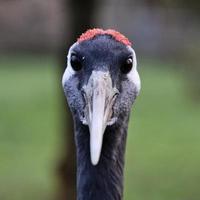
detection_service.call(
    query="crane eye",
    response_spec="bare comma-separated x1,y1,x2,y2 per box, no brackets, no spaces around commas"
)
120,57,133,74
70,53,83,71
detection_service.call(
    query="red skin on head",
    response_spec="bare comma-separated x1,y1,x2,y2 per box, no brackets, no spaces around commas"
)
77,28,132,46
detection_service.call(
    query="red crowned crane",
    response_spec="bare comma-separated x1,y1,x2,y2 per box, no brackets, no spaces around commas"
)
62,28,141,200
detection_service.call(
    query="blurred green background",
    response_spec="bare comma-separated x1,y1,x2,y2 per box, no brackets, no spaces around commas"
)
0,0,200,200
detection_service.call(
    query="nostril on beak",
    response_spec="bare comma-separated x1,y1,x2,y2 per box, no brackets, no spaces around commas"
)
105,88,119,126
80,88,88,125
81,88,86,99
112,88,119,101
81,88,88,105
113,91,119,100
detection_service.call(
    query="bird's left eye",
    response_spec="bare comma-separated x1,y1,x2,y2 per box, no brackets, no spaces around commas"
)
120,57,133,74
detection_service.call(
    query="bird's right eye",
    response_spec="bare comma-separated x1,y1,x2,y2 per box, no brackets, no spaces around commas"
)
70,53,83,71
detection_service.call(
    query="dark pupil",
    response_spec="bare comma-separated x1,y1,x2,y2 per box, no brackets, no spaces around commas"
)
70,54,82,71
121,57,133,74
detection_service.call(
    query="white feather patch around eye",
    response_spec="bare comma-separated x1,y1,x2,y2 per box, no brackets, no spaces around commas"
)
62,42,78,88
126,46,141,95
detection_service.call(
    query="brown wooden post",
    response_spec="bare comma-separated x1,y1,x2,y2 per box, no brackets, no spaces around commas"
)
57,0,98,199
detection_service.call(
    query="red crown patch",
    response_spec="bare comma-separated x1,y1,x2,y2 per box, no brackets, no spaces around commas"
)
77,28,132,46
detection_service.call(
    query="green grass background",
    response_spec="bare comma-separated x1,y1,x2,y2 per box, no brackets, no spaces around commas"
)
0,56,200,200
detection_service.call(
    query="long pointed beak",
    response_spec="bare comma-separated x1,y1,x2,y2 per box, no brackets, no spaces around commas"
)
83,71,118,165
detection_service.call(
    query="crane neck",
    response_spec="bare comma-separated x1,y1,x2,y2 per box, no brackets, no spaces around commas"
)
74,114,129,200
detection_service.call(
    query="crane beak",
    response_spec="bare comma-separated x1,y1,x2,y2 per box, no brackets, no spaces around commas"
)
82,71,118,165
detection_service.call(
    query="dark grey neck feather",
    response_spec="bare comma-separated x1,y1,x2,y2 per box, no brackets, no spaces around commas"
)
74,114,129,200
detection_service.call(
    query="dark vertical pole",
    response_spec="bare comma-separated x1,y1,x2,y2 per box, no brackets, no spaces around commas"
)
57,0,98,199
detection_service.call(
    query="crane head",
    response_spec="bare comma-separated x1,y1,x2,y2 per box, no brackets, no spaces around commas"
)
62,29,141,165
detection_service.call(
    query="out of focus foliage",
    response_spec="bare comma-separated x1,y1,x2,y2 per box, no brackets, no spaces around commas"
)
139,0,200,11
